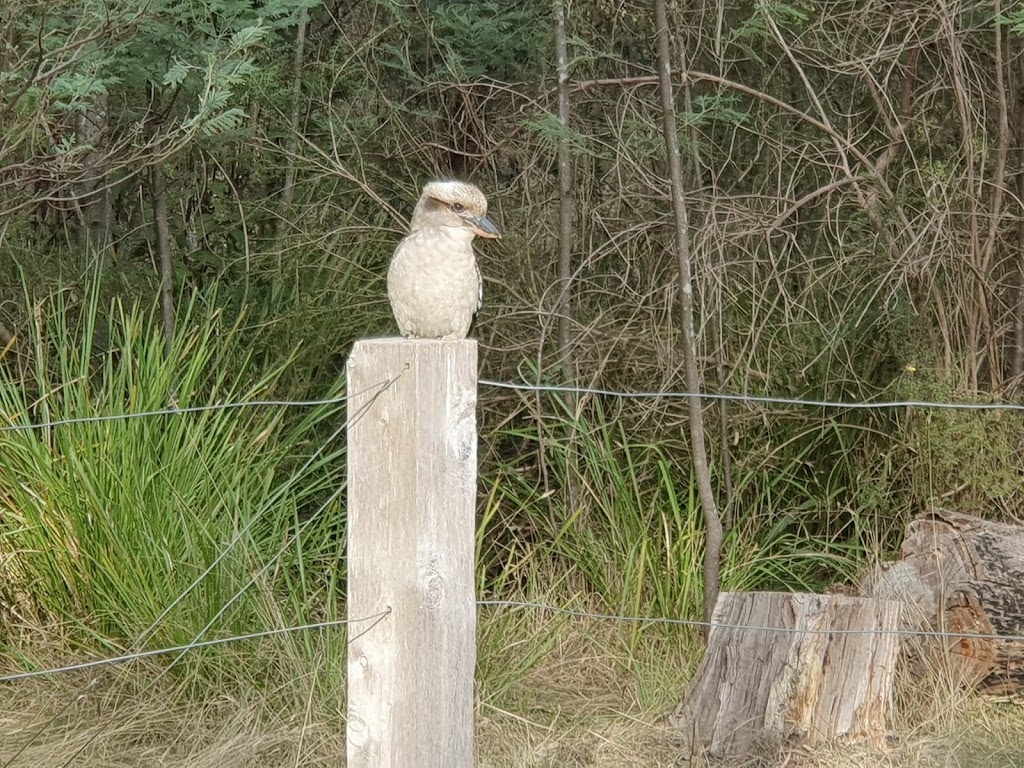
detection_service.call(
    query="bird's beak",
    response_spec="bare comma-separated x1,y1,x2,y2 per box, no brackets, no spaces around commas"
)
468,215,501,239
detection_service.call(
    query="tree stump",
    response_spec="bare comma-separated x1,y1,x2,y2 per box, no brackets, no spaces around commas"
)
668,592,902,759
860,508,1024,696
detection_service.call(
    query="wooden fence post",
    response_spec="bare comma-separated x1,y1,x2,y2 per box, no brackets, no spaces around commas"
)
345,338,478,768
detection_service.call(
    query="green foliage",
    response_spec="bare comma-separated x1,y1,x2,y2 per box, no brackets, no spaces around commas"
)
480,395,857,627
379,0,548,83
735,0,813,38
1,2,133,118
147,18,269,137
523,113,590,154
728,0,814,63
431,1,548,80
0,280,345,656
1002,8,1024,36
48,70,120,114
111,0,305,89
888,373,1024,514
685,94,751,129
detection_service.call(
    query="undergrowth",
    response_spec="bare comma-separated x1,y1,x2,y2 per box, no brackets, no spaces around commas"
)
0,279,347,695
0,276,1005,766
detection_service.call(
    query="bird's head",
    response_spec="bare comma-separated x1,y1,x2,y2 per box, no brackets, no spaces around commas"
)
410,180,502,240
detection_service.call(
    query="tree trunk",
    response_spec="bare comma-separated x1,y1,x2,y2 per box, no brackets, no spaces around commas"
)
276,5,308,245
980,0,1008,391
860,508,1024,696
74,93,112,252
554,0,574,379
653,0,722,627
553,0,580,515
676,30,734,519
150,163,175,357
1012,45,1024,385
1015,155,1024,384
669,592,902,759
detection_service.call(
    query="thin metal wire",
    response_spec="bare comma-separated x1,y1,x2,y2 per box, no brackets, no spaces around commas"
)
0,395,349,433
479,378,1024,412
0,612,390,684
6,597,1019,690
1,378,1022,437
479,599,1024,642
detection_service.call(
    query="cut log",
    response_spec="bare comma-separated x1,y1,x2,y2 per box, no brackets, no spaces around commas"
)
860,507,1024,696
669,592,902,759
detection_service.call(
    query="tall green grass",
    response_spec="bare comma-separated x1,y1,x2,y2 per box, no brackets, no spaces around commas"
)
478,394,863,622
0,283,346,665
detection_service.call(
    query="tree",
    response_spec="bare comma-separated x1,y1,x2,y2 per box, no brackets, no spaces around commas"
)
653,0,722,628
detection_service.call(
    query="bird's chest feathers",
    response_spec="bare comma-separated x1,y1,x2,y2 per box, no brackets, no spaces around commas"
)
393,228,479,301
408,227,476,267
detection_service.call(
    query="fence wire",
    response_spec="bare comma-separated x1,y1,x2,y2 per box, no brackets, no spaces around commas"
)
478,379,1024,412
478,599,1023,642
4,598,1020,688
0,612,391,684
2,377,1024,437
0,395,349,433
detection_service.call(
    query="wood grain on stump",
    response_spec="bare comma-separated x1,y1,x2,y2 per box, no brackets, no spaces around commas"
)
669,591,901,759
861,508,1024,695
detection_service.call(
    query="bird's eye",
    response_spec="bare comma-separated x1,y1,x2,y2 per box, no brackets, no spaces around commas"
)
452,203,465,213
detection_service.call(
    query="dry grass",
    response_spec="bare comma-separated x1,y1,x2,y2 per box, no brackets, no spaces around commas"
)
3,620,1024,767
476,613,695,767
478,694,1024,768
0,678,347,767
476,617,1024,768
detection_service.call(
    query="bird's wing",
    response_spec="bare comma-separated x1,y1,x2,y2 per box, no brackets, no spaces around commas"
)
475,260,483,310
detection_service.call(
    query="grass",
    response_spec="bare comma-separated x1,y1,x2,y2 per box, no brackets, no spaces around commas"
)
3,616,1024,767
0,281,348,694
0,282,1021,766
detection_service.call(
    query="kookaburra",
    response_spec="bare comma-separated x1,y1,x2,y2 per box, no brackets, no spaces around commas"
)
387,180,501,340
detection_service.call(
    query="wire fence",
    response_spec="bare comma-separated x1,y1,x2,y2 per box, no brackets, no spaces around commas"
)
480,379,1024,412
1,373,1021,673
2,598,1021,688
0,370,1020,764
3,376,1024,435
0,395,350,433
0,612,391,684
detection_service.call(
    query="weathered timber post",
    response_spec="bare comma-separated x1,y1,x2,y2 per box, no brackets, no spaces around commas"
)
346,339,478,767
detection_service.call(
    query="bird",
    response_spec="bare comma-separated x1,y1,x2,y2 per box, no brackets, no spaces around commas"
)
387,180,501,340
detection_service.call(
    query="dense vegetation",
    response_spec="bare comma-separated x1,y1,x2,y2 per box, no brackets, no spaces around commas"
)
1,0,1023,763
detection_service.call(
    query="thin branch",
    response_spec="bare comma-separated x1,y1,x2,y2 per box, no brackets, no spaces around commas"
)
653,0,722,630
